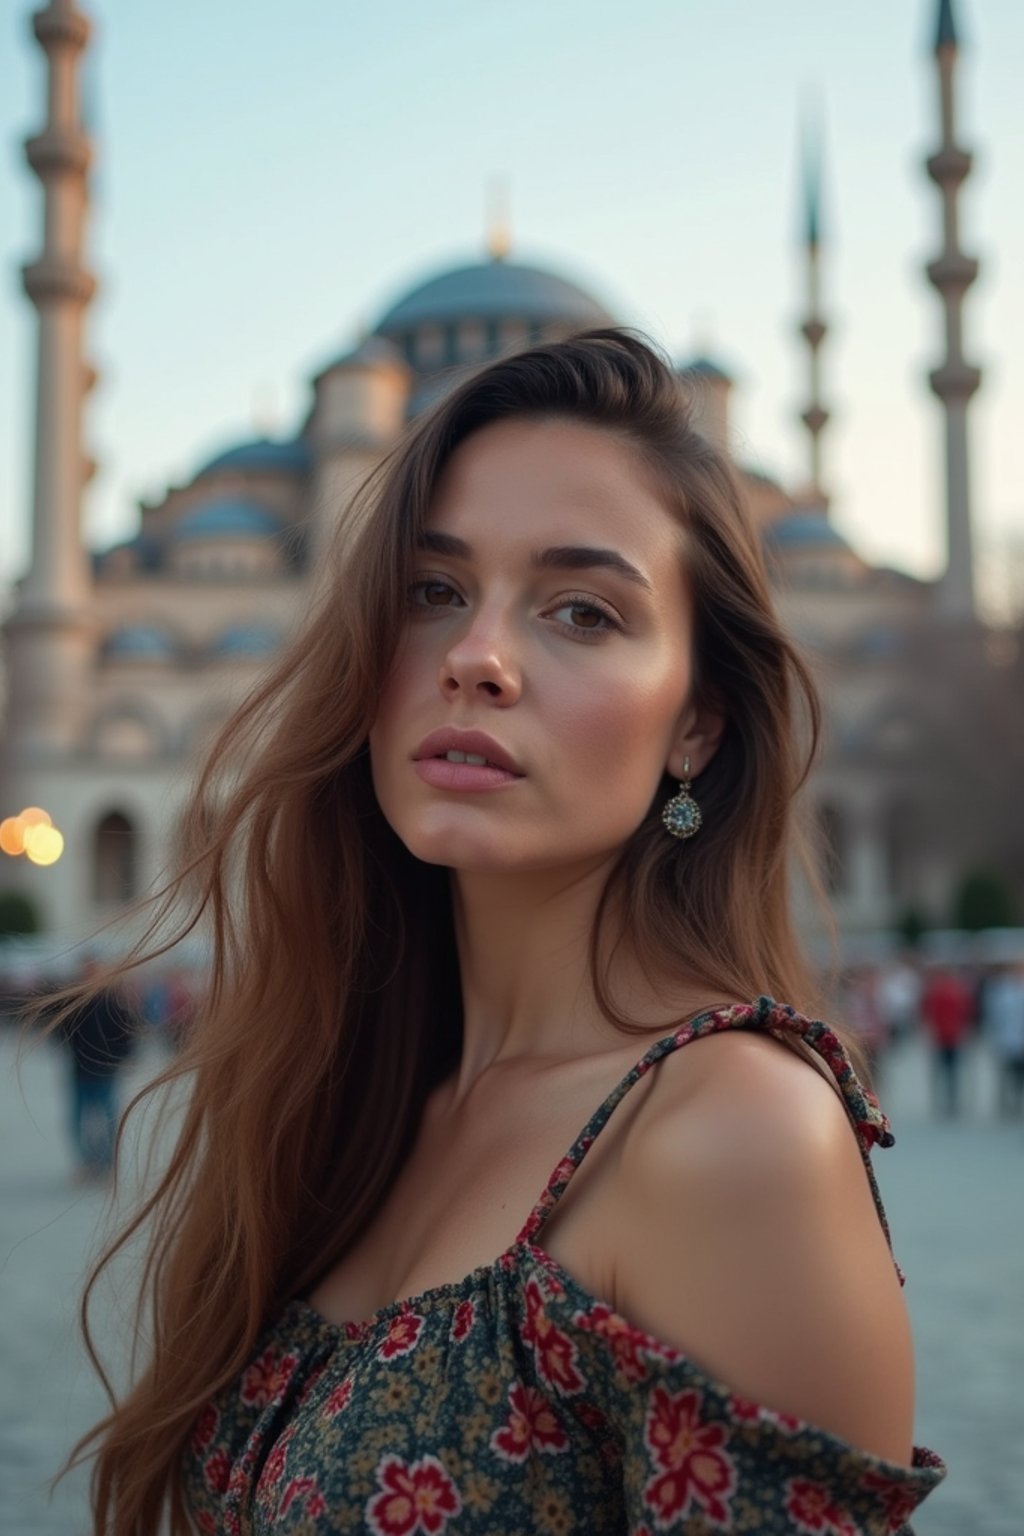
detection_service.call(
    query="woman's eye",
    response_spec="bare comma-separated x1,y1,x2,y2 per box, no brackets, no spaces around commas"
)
549,599,619,639
409,579,462,608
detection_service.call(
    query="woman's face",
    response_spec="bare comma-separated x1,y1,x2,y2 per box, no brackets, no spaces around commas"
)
369,415,722,872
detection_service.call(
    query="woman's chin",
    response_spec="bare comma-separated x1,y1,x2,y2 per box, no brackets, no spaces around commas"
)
408,834,525,871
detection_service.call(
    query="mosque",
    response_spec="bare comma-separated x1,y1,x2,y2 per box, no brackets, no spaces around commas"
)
2,0,1020,954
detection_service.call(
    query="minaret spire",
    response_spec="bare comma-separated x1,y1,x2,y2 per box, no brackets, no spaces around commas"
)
797,109,829,504
20,0,97,609
936,0,957,49
486,176,511,263
3,0,98,755
925,0,981,621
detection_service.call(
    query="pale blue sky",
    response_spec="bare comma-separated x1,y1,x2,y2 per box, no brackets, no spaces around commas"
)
2,0,1022,607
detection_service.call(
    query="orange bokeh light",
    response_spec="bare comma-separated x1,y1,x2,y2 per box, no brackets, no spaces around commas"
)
0,817,26,856
1,806,63,862
18,807,52,828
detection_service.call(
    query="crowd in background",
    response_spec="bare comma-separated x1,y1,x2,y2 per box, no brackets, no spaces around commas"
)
0,956,202,1184
1,947,1023,1185
839,954,1024,1119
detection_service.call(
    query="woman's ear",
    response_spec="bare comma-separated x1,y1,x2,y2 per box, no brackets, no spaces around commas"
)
667,694,728,780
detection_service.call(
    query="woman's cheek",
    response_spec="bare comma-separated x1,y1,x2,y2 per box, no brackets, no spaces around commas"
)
594,667,685,784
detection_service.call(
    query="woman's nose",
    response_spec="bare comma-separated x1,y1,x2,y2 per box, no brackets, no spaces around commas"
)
438,609,522,701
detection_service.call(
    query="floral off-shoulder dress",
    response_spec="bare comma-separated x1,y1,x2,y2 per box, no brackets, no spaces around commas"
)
182,996,947,1534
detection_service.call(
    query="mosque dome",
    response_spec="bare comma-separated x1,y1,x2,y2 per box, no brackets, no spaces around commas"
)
372,255,617,380
318,335,408,375
681,355,734,383
764,510,852,551
103,624,179,661
196,437,311,478
210,624,282,657
171,499,284,542
375,257,614,333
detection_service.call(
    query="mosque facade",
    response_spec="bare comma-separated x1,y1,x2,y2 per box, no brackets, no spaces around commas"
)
2,0,1021,957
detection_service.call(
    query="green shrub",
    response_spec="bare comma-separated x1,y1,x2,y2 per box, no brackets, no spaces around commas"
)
951,870,1019,932
0,890,40,937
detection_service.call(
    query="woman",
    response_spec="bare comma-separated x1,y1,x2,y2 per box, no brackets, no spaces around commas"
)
46,328,945,1532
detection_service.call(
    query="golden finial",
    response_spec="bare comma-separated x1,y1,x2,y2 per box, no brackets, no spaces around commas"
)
486,175,511,262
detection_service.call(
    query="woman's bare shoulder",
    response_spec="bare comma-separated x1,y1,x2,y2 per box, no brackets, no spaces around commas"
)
638,1017,849,1151
610,1020,916,1467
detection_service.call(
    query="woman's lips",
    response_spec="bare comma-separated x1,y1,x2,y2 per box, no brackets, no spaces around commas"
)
413,758,523,792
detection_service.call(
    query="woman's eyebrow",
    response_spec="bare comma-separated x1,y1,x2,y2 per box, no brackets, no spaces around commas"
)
415,530,653,592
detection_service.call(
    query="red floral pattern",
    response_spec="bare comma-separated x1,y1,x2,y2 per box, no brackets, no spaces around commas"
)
202,1448,231,1495
259,1428,292,1492
862,1467,927,1531
640,1383,738,1527
190,1402,219,1453
239,1345,298,1408
181,997,947,1534
490,1380,570,1462
377,1308,425,1361
784,1476,859,1535
320,1374,354,1419
365,1452,462,1534
727,1391,804,1435
450,1296,475,1342
574,1299,653,1382
522,1273,586,1396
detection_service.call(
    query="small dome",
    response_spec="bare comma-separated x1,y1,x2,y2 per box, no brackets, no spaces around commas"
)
319,336,409,376
211,624,282,657
104,625,178,660
171,499,284,543
765,511,852,551
374,257,614,333
680,355,734,384
196,437,311,478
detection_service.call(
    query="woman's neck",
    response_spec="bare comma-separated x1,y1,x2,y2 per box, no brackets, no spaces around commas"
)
446,861,720,1107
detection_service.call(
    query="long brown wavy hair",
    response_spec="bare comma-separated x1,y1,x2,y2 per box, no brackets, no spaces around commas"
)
27,326,850,1533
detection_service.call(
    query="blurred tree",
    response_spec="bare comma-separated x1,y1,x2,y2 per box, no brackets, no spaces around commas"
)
0,890,40,936
895,904,930,948
951,870,1019,931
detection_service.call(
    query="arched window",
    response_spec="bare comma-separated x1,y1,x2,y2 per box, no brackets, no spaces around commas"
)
818,801,847,897
415,325,445,367
93,811,139,904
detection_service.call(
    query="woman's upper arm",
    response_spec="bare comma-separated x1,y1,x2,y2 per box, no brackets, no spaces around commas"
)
613,1030,916,1467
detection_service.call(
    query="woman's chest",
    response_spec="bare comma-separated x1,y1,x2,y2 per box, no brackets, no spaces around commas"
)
306,1048,662,1328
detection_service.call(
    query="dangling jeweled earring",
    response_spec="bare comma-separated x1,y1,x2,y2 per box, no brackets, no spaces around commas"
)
662,756,702,840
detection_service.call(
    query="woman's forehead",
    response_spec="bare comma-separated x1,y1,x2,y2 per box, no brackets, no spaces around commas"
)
426,418,686,566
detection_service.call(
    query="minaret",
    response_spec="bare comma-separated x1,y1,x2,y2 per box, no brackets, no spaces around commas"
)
925,0,981,621
4,0,98,755
798,118,829,505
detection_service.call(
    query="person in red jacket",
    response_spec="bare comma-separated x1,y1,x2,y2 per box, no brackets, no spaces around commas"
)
920,966,975,1117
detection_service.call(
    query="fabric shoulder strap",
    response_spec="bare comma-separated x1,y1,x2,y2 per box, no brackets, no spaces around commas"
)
517,996,903,1283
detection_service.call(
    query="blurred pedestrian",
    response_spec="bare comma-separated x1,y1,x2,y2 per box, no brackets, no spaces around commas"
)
61,956,136,1182
920,966,974,1118
982,961,1024,1118
875,952,922,1047
139,969,171,1032
164,969,198,1052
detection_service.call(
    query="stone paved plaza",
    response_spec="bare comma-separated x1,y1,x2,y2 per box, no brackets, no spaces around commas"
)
1,1021,1021,1535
